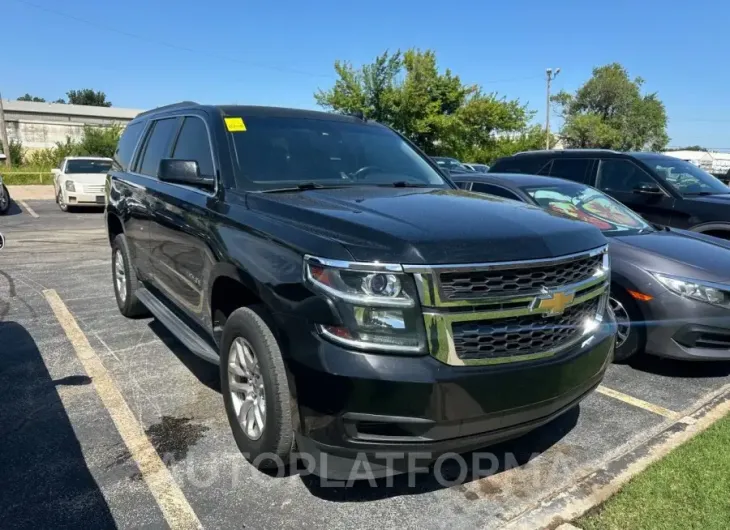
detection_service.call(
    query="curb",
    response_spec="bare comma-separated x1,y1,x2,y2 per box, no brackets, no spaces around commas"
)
500,383,730,530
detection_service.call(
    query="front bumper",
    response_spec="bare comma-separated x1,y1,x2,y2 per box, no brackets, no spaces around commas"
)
66,191,106,206
642,289,730,360
281,314,615,477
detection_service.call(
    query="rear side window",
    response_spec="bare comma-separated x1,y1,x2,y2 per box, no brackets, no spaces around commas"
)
471,182,522,201
490,156,549,174
171,117,215,178
113,121,144,171
138,118,180,177
548,158,593,183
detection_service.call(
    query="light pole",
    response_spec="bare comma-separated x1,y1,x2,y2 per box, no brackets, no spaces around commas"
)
545,67,560,149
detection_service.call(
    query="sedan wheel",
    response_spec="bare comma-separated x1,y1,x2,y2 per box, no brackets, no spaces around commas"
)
57,189,68,212
609,296,631,348
228,337,266,440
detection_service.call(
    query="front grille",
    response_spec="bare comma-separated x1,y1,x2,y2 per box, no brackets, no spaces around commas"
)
83,184,106,194
452,297,600,361
439,253,602,301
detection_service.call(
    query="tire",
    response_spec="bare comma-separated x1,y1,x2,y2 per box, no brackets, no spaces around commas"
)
111,234,149,318
609,289,646,362
220,305,294,469
57,188,70,212
0,185,9,215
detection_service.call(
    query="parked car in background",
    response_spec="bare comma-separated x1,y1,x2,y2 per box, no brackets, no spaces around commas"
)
106,102,615,478
455,172,730,362
431,156,474,173
0,155,10,215
53,156,113,212
464,163,490,173
490,150,730,239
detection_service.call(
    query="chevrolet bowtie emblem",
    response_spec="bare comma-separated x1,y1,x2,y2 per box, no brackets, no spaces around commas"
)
532,288,575,315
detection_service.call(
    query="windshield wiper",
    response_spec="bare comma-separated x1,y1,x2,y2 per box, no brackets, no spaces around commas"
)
262,182,348,193
379,181,432,188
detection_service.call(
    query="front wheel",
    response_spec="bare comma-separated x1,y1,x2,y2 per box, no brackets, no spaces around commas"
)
111,234,149,318
609,290,645,362
57,188,69,212
220,306,294,469
0,185,9,214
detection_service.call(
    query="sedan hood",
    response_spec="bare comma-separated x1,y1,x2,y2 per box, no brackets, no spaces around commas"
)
611,229,730,283
63,173,107,184
248,187,606,264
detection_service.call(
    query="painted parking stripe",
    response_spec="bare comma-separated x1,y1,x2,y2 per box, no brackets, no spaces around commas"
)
44,289,203,530
596,385,678,419
17,199,39,218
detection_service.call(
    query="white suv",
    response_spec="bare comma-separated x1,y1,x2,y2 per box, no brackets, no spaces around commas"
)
53,157,112,212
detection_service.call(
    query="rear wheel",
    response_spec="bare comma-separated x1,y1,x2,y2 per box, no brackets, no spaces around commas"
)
0,185,9,214
221,306,294,469
609,289,645,362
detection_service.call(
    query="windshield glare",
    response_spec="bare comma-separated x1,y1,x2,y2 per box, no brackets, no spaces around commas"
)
525,184,651,235
230,116,449,190
643,157,730,195
65,160,112,174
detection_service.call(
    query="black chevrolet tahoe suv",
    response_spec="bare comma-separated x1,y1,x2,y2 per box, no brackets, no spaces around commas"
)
491,149,730,239
106,102,616,478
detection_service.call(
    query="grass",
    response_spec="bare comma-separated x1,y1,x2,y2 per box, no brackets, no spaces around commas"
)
1,170,53,185
578,412,730,530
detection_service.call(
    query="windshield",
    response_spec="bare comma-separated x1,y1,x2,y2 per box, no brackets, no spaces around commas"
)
524,183,651,235
229,116,449,190
642,156,730,195
65,159,112,174
433,157,472,172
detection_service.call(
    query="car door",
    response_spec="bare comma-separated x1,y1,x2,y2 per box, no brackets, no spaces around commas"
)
545,158,595,183
596,158,676,225
146,115,220,323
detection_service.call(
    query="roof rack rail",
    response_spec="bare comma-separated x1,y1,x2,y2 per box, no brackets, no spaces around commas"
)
514,148,620,156
135,101,199,118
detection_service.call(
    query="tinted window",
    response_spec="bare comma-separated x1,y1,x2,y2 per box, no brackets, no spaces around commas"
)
548,158,592,182
172,117,215,177
65,159,112,174
113,122,144,171
598,159,657,193
472,182,522,201
230,116,448,190
490,156,549,174
640,156,729,195
138,118,179,177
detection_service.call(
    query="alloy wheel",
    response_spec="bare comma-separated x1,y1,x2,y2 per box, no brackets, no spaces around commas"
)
228,337,266,440
114,250,127,305
609,297,631,348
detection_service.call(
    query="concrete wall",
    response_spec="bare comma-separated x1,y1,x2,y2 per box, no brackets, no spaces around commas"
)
2,99,144,150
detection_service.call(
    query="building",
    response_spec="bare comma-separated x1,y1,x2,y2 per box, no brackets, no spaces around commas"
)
663,150,730,176
2,99,143,151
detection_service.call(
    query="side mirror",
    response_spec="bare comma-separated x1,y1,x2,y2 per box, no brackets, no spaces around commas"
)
158,159,215,189
51,168,61,177
633,183,663,195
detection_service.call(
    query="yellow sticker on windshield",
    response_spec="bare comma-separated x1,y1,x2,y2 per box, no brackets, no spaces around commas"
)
225,117,247,132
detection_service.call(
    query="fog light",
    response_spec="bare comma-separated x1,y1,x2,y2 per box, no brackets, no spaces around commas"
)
354,307,406,330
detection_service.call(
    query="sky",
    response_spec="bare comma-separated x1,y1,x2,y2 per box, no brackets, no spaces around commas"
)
5,0,730,148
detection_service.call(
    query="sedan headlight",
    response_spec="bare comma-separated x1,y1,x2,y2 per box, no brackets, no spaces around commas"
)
652,272,730,308
65,180,76,192
304,256,426,353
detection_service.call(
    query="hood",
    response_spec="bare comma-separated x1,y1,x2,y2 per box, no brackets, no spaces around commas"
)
611,229,730,283
248,187,606,264
63,173,107,184
684,193,730,205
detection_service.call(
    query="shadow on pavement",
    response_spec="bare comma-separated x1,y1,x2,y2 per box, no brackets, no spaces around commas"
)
628,354,730,378
300,404,580,502
3,200,23,216
0,321,117,528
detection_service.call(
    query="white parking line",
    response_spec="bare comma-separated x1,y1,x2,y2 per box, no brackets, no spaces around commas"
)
44,289,203,530
17,199,39,218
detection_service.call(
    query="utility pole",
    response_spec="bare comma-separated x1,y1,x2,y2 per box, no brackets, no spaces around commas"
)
0,92,10,167
545,68,560,150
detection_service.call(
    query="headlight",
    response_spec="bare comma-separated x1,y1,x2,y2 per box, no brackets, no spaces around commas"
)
304,256,426,353
652,272,730,308
65,180,76,192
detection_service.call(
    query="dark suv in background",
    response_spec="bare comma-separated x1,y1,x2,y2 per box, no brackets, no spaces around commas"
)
491,150,730,239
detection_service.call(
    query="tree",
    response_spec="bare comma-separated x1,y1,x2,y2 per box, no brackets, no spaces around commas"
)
666,145,706,152
17,94,46,102
552,63,668,151
315,49,533,160
53,98,67,104
66,89,112,107
77,124,122,158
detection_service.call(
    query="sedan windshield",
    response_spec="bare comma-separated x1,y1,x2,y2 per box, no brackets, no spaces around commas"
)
642,156,730,195
229,116,450,191
65,160,112,174
524,183,652,236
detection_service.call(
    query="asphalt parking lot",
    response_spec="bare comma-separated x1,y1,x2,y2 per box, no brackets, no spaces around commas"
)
3,199,730,529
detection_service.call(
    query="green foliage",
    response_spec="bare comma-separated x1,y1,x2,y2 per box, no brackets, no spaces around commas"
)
315,49,534,162
53,98,67,104
17,93,46,102
666,145,706,151
66,89,112,107
0,139,25,166
553,63,668,151
21,125,121,169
